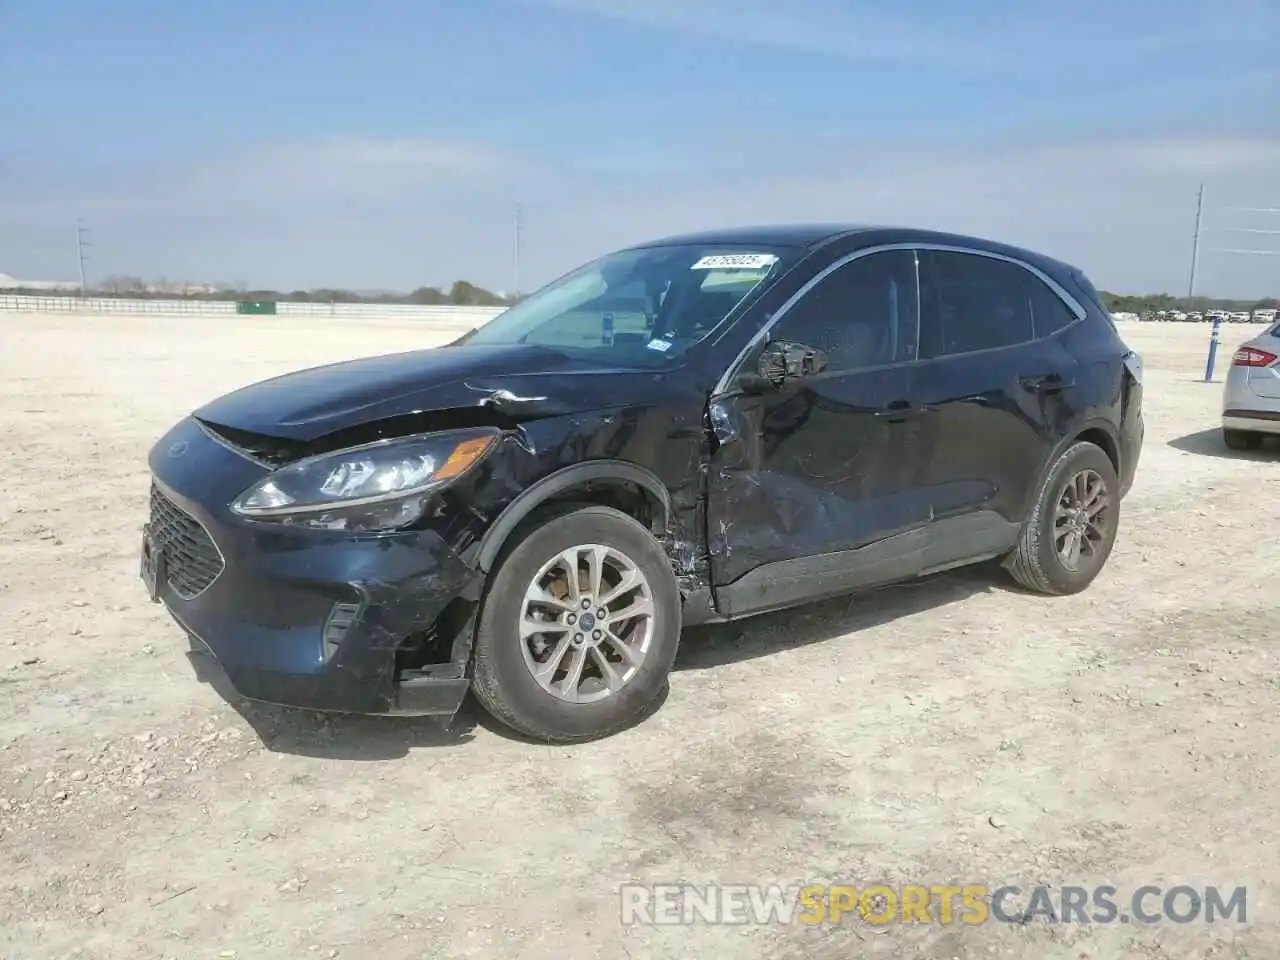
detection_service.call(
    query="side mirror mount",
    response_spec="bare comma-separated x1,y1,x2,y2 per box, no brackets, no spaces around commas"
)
745,340,827,390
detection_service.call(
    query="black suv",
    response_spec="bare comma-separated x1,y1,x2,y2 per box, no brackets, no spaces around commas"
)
141,225,1144,742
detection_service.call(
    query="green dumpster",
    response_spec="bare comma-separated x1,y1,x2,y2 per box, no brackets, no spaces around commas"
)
236,300,277,315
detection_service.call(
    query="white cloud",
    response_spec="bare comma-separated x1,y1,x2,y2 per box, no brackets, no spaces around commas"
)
522,0,1001,65
178,136,515,206
522,0,1279,69
3,134,1279,297
520,136,1280,298
0,137,514,220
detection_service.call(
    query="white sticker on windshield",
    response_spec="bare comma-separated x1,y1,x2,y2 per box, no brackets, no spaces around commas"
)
690,253,778,270
646,339,673,352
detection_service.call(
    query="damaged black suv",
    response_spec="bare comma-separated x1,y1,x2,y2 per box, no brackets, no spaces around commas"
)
141,225,1143,742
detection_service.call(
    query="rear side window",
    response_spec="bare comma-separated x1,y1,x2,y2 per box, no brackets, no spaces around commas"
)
1067,267,1114,327
1026,278,1076,336
920,251,1078,358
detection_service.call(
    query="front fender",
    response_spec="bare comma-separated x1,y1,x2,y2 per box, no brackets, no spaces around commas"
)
467,459,672,573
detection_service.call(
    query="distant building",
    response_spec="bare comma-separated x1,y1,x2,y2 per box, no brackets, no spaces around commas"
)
144,281,219,295
0,272,80,291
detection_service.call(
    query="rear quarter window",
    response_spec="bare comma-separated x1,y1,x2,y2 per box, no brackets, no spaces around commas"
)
1067,268,1113,325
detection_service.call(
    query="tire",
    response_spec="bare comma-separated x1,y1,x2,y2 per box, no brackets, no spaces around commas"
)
471,504,681,743
1223,428,1262,451
1005,441,1120,596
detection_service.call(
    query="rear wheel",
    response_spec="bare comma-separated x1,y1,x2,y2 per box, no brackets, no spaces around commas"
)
1006,441,1119,596
471,504,680,743
1223,428,1262,451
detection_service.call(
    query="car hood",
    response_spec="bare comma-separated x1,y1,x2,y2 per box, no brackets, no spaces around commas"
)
193,343,662,442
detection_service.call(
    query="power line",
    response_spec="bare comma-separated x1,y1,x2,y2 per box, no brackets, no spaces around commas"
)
1191,189,1280,290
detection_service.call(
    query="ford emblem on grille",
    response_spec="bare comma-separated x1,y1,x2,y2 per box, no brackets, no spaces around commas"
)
167,441,189,458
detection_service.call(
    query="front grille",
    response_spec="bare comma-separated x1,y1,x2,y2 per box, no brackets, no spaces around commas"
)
148,484,225,599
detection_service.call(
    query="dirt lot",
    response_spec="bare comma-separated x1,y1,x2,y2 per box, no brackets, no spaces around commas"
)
1,312,1277,959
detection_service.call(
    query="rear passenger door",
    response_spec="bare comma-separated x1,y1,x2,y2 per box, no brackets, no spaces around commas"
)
911,248,1083,569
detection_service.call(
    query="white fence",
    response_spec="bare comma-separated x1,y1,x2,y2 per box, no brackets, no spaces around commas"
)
0,294,507,325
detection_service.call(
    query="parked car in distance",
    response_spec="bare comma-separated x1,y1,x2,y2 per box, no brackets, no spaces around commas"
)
140,225,1145,742
1222,323,1280,450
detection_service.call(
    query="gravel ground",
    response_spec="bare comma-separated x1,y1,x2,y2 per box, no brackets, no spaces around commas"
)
1,312,1277,959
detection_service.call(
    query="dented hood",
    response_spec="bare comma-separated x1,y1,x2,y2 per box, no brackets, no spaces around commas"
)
194,343,656,442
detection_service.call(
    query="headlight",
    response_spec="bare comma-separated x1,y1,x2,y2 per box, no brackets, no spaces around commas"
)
230,428,499,532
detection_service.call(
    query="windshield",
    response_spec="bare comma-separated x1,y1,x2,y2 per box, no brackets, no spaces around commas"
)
463,244,790,365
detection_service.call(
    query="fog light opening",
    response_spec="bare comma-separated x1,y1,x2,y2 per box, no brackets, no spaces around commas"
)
322,601,362,663
394,597,477,674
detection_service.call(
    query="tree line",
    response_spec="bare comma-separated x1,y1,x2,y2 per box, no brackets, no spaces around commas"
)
5,281,1276,315
1100,292,1279,314
7,278,518,307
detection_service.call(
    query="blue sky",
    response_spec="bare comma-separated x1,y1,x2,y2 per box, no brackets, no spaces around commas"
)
2,0,1279,296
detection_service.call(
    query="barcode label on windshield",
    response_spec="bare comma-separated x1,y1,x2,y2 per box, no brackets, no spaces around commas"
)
691,254,778,270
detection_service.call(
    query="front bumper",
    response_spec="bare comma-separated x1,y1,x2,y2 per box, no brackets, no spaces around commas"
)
142,417,476,716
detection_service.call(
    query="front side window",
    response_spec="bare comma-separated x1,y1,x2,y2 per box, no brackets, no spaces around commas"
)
768,250,919,371
462,245,791,366
920,250,1077,357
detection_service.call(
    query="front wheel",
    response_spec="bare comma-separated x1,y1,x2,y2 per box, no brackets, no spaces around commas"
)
1005,441,1120,596
471,504,681,743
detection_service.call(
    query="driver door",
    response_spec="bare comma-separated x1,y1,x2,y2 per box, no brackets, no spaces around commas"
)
706,249,932,618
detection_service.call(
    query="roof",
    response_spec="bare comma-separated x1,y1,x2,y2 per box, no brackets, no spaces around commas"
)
628,224,870,249
625,224,1078,275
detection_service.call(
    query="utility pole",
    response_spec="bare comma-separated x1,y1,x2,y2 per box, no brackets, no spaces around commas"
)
75,218,91,296
1188,183,1204,299
513,203,523,299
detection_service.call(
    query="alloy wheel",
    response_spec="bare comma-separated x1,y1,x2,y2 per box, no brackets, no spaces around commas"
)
1054,468,1111,572
518,544,655,704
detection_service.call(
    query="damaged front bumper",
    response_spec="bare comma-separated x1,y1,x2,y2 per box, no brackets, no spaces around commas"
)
143,418,477,717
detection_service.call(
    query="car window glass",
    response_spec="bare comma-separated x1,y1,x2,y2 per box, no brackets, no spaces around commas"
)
769,250,918,371
523,277,651,345
1026,276,1077,337
465,246,790,366
919,251,1079,356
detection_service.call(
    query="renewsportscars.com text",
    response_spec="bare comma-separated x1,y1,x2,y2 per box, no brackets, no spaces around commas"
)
619,883,1247,926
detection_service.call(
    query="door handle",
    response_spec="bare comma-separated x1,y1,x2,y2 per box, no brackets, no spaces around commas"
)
1020,373,1074,394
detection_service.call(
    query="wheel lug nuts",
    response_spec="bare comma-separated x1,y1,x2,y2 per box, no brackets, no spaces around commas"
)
567,614,577,625
592,630,602,641
581,599,591,609
597,609,607,619
574,633,584,644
